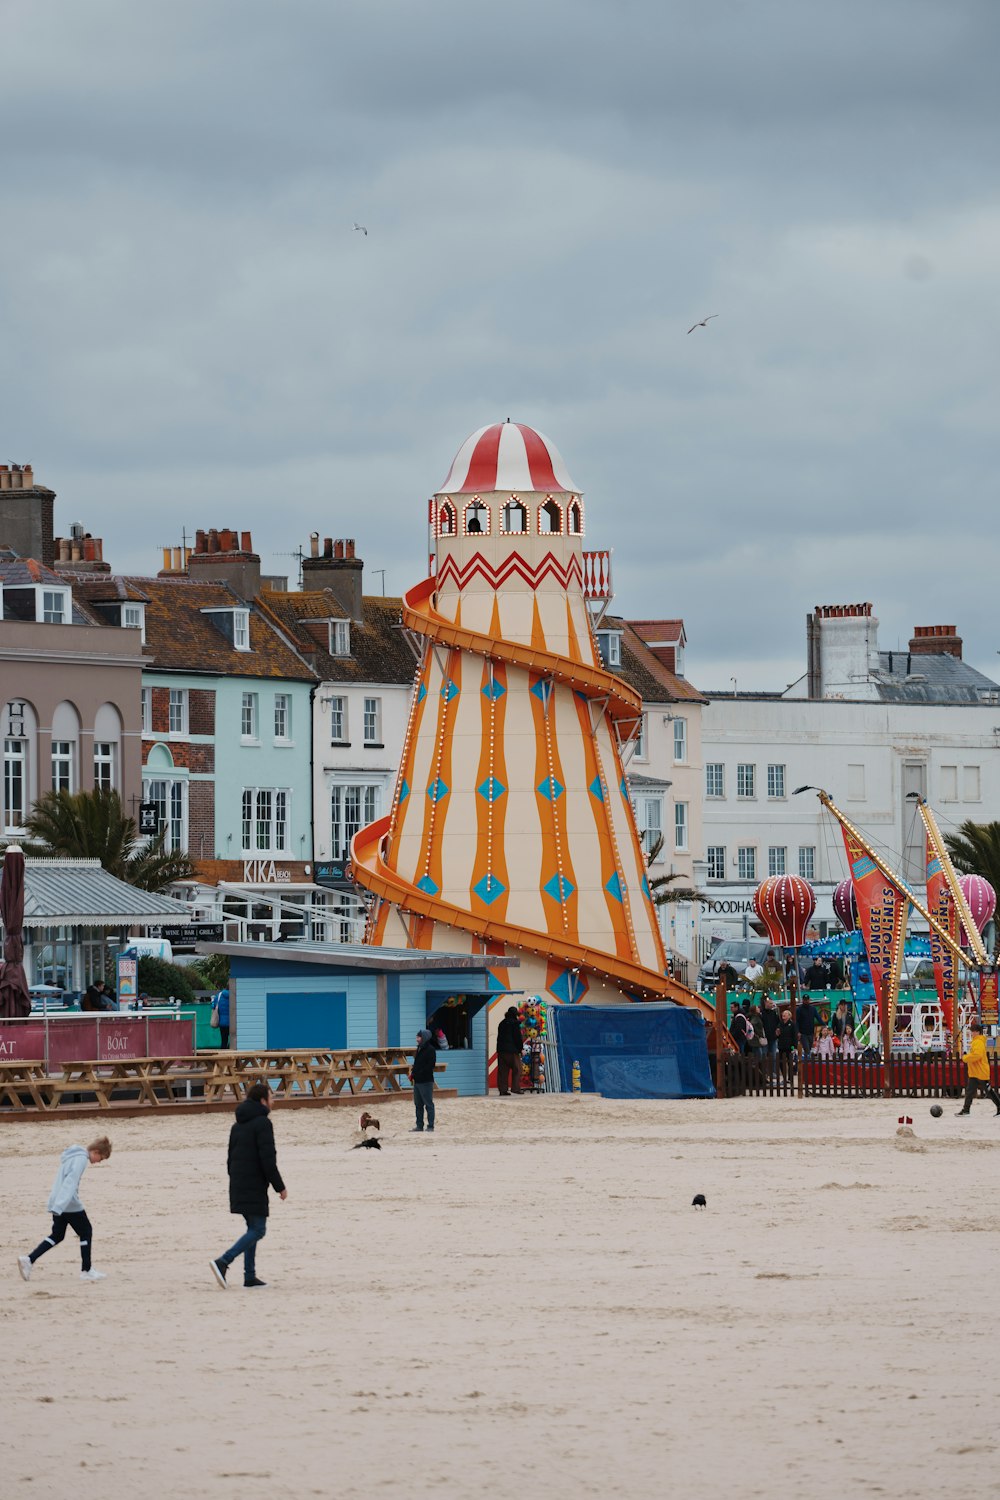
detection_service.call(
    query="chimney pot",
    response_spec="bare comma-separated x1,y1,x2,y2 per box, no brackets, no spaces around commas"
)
11,465,22,489
162,547,172,571
173,546,182,571
195,529,207,555
310,532,319,558
345,539,355,559
241,530,252,553
334,540,344,560
208,529,220,554
83,538,95,562
71,541,82,562
324,538,333,558
95,538,103,562
22,464,33,486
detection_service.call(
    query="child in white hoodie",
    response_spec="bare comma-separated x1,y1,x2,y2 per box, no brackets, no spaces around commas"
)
18,1137,112,1283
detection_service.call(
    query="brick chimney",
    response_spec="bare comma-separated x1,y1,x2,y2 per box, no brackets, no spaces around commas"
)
183,527,261,599
301,536,364,621
0,462,56,566
53,530,111,574
909,624,962,660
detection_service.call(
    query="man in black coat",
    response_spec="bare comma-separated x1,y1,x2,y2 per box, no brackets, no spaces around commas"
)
796,996,818,1057
210,1083,287,1290
496,1006,524,1096
410,1028,438,1132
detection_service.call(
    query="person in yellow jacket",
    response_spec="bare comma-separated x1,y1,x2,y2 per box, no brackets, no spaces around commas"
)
955,1021,1000,1117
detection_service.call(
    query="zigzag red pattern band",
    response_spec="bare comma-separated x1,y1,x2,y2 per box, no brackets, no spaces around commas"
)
436,550,584,594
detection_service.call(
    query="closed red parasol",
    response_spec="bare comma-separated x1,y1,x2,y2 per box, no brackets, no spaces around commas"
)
0,843,31,1019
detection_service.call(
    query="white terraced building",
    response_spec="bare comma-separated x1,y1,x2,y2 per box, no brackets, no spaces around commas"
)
698,605,1000,952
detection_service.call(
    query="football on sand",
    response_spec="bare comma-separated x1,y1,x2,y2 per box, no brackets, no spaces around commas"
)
929,1104,943,1118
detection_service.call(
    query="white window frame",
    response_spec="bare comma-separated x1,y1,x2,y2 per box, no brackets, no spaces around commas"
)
122,602,146,642
736,763,756,799
143,777,187,853
799,846,816,880
363,696,382,746
141,687,152,734
329,620,351,657
672,718,687,763
241,786,292,855
233,609,250,652
674,800,688,852
706,763,725,799
737,846,756,881
168,689,188,736
768,845,787,876
51,740,76,794
241,691,259,743
3,738,28,832
596,630,621,668
274,693,291,743
329,696,347,743
638,795,662,860
330,783,380,862
633,713,647,761
94,741,117,792
42,589,67,624
707,845,726,881
767,763,786,799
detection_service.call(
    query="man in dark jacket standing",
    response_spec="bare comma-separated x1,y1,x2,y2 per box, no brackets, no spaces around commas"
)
410,1029,438,1132
496,1006,524,1096
796,996,818,1057
210,1083,287,1290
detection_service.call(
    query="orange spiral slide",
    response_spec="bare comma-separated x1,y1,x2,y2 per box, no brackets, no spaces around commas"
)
352,577,715,1023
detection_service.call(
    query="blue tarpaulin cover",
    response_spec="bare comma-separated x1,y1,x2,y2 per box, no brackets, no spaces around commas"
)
550,1003,715,1099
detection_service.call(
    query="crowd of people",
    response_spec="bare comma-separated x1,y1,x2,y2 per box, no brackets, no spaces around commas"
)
727,992,866,1076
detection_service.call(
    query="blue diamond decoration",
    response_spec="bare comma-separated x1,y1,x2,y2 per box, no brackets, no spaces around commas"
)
641,874,652,900
589,776,605,802
537,775,564,801
544,873,575,903
574,690,589,703
487,970,509,992
417,876,439,895
417,681,427,703
398,778,409,803
606,871,624,903
619,777,629,799
473,873,506,905
530,679,553,704
427,778,449,802
481,679,506,700
550,968,590,1004
477,777,506,803
441,679,458,702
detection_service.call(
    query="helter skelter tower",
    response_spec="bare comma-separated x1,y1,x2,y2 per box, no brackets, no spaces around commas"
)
353,421,710,1016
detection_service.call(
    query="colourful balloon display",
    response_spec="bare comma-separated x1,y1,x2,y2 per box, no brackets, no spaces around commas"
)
753,874,816,948
833,877,858,932
958,873,996,946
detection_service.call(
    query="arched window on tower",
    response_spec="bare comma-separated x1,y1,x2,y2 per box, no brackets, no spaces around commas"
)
464,500,489,536
567,497,583,534
502,497,527,535
538,497,563,535
438,500,457,537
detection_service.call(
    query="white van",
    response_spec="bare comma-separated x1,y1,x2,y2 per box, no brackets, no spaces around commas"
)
121,938,174,963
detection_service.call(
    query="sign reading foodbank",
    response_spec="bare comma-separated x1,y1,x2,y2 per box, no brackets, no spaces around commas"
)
841,827,908,1039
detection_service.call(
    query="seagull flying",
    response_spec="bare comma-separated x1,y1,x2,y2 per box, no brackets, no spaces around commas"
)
686,314,718,334
354,222,368,236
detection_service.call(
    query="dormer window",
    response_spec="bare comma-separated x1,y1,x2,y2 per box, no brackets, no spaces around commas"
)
200,606,251,651
502,497,527,535
329,619,351,657
1,584,72,623
596,629,622,668
122,602,146,643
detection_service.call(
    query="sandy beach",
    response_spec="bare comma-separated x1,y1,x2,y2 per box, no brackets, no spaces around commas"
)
4,1093,999,1500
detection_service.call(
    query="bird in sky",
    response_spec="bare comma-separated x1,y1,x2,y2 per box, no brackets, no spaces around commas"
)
354,222,368,236
686,314,718,334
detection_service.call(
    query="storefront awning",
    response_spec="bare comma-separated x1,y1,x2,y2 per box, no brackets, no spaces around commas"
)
14,858,191,929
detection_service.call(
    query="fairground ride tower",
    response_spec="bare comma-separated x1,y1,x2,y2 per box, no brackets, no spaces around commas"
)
353,421,710,1017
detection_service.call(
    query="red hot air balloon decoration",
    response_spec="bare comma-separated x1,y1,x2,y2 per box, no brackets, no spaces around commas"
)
754,874,816,949
833,877,858,932
958,874,996,947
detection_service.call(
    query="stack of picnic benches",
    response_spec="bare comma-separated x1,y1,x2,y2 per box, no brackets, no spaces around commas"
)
0,1048,447,1116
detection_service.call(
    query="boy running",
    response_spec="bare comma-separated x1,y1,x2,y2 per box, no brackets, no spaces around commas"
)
18,1137,112,1283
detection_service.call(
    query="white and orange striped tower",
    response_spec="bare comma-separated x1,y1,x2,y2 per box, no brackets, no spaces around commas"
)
353,421,711,1022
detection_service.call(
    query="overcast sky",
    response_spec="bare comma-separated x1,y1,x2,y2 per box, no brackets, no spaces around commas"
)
3,0,998,689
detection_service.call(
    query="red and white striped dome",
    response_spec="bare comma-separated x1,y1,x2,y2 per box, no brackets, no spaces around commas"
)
438,421,578,495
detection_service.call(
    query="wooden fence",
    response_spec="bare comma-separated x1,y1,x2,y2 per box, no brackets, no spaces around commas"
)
0,1047,445,1115
722,1051,977,1099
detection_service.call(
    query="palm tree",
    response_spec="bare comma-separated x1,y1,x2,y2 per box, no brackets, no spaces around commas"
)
644,836,710,908
25,789,195,892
